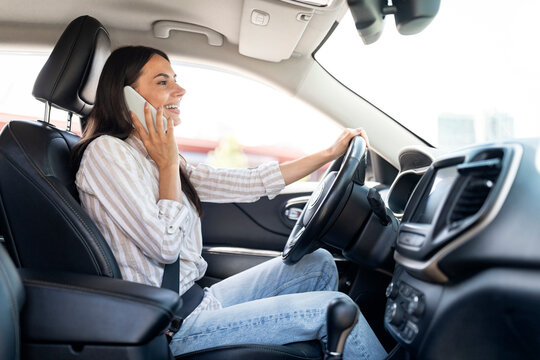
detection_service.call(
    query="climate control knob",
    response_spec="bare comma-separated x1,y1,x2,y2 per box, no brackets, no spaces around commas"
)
385,302,406,329
385,282,399,299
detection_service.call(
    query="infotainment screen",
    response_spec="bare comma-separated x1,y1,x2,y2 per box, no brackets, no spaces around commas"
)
411,165,457,224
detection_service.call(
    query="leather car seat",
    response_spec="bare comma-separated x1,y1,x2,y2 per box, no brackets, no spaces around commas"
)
0,15,322,359
0,16,120,278
0,243,24,360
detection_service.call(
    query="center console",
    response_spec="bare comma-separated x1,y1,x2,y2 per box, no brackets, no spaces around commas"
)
383,143,524,355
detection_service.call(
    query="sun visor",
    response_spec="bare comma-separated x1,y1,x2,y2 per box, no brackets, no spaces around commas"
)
239,0,314,62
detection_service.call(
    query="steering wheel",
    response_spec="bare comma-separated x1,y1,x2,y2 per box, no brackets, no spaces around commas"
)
282,136,367,264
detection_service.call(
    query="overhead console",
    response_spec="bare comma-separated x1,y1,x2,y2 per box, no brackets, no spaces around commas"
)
238,0,345,62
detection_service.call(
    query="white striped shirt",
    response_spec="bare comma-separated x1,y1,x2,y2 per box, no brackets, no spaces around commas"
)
75,134,285,314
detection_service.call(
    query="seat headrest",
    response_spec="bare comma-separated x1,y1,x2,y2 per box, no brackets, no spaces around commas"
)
32,15,111,118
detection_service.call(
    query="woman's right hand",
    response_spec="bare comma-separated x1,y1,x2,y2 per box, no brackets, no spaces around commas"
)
131,102,179,171
132,102,182,202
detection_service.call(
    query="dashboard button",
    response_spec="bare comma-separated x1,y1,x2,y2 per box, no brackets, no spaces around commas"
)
407,295,425,317
398,232,425,247
400,283,413,297
402,321,419,343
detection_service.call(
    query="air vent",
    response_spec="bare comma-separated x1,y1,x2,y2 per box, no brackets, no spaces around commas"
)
450,153,503,223
450,178,495,222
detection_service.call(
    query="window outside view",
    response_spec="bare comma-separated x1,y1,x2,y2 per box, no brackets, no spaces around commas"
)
0,52,82,133
0,52,342,180
170,61,342,177
316,0,540,150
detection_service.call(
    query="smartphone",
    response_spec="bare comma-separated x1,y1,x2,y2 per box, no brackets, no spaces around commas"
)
123,86,167,132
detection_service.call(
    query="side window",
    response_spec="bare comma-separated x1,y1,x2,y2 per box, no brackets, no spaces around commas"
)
172,62,343,180
0,52,343,181
0,51,81,134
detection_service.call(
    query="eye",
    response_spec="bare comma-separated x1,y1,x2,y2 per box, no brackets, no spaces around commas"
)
157,80,167,85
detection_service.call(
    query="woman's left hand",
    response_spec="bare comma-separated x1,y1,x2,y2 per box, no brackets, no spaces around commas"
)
326,128,369,161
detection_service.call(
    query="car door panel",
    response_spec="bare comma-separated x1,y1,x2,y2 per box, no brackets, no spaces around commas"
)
201,191,312,250
200,191,311,284
198,249,278,288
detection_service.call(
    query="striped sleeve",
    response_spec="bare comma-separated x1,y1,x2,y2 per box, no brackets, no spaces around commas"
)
77,136,187,263
185,161,285,203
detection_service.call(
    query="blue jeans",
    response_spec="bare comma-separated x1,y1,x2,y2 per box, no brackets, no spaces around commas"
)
169,249,387,360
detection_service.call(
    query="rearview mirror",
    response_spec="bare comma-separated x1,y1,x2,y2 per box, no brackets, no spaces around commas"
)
347,0,386,45
393,0,440,35
347,0,440,44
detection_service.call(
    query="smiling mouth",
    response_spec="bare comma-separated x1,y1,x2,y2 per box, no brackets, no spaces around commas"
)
164,104,180,116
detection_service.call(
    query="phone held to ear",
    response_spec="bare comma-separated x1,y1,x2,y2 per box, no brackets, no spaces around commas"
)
123,86,168,133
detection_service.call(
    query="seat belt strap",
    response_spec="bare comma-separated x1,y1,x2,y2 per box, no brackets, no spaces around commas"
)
161,258,204,340
161,257,179,293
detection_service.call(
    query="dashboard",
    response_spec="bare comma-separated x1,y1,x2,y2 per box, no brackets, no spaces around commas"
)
382,139,540,359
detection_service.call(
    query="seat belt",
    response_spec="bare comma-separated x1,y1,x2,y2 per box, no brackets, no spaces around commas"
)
161,257,204,337
161,257,180,293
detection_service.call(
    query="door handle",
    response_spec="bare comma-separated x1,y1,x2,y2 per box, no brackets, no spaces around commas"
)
281,196,310,228
284,207,303,221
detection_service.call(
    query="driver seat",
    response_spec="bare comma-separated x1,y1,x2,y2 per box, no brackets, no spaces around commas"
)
0,15,322,360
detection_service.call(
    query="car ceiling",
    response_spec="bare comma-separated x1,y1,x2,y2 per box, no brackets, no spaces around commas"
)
0,0,347,61
0,0,351,101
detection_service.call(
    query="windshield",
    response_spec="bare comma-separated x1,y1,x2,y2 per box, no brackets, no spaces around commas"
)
316,0,540,150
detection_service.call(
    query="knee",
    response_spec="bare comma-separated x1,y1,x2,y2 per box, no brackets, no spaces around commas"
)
296,248,338,275
311,248,336,268
308,249,338,277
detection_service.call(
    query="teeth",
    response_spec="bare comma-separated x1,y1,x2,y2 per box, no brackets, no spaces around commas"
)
165,105,178,109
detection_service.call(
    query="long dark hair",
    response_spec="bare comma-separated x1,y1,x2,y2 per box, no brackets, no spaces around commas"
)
72,46,203,217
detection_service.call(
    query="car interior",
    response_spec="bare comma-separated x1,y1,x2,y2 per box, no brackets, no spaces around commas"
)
1,1,540,360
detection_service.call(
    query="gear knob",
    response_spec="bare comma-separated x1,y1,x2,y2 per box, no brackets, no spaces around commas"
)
325,297,360,359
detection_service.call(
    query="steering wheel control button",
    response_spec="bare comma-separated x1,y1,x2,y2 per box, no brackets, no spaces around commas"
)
386,282,399,299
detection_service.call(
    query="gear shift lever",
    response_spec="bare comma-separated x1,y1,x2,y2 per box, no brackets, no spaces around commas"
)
325,298,360,360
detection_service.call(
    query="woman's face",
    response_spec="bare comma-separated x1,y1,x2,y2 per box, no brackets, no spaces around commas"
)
133,54,186,126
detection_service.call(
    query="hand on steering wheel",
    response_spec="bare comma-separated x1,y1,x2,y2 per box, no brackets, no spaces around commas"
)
282,136,367,264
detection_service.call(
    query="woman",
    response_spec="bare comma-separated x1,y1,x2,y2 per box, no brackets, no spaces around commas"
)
72,46,386,359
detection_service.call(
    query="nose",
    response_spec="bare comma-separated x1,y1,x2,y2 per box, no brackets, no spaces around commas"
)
173,82,186,97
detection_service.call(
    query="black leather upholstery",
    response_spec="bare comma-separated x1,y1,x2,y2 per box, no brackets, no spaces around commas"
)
0,244,24,360
0,247,178,360
0,120,121,278
0,15,120,278
32,15,110,117
19,269,181,344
